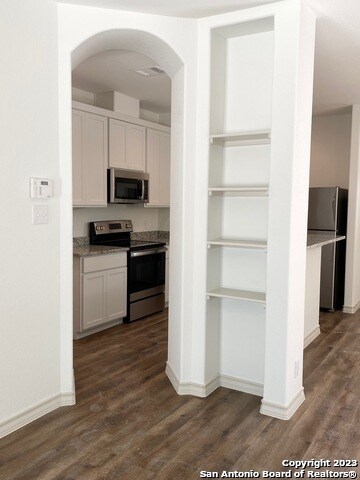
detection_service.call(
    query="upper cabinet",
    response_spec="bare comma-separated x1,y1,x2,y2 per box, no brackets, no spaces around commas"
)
72,102,171,206
109,118,146,172
146,129,171,207
72,110,108,207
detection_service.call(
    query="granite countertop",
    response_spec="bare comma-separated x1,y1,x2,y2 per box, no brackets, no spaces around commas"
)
73,230,169,257
131,231,169,244
73,245,128,257
307,233,346,250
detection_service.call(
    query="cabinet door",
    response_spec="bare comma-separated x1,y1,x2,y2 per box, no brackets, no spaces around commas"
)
126,124,146,171
72,110,86,206
146,129,161,205
106,267,127,321
146,129,171,207
84,113,108,206
159,131,171,206
82,272,106,330
109,118,127,169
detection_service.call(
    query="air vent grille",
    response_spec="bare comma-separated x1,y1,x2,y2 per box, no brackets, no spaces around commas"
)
133,66,166,77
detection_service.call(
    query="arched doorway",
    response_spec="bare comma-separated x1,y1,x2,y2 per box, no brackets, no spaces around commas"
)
58,27,189,400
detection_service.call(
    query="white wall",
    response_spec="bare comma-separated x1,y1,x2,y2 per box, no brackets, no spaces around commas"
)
344,105,360,313
72,87,171,126
73,205,164,237
310,113,351,189
58,4,199,401
158,208,170,231
0,0,68,434
0,0,317,436
72,87,95,105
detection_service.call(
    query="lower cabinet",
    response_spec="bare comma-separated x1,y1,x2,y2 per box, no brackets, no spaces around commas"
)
73,252,127,338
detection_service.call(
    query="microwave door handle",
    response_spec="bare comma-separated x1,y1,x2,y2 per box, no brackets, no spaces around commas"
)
136,179,142,199
141,179,145,200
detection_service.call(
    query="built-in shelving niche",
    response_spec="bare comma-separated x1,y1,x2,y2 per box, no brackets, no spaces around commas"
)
205,16,274,392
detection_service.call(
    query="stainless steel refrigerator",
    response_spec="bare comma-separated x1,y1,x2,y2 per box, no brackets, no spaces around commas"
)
308,187,348,310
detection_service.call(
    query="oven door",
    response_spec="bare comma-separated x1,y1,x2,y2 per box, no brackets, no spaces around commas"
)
129,248,166,301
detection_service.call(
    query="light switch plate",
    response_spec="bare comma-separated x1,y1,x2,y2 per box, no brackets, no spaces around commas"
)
32,205,49,225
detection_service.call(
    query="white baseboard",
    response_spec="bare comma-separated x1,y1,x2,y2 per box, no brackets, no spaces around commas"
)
0,391,76,439
343,300,360,314
260,387,305,420
219,373,263,397
304,326,321,348
74,318,123,339
165,363,263,398
165,363,219,397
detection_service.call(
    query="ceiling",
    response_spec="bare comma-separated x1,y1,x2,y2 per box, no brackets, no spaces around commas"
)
65,0,360,115
308,0,360,115
72,49,171,113
55,0,279,18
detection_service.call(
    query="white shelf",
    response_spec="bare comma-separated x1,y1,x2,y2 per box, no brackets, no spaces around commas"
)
207,238,267,249
209,130,271,147
208,186,268,197
206,287,266,303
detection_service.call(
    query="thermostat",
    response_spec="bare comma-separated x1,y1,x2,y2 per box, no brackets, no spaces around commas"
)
30,178,53,199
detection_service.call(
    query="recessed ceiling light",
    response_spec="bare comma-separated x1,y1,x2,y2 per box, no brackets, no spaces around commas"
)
133,66,166,77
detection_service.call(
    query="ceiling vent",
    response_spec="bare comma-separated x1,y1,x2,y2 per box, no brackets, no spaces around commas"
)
133,66,166,77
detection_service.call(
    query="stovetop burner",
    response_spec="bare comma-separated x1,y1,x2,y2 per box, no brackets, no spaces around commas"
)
89,220,166,251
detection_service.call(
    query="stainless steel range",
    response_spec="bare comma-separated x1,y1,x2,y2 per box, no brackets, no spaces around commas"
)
89,220,166,322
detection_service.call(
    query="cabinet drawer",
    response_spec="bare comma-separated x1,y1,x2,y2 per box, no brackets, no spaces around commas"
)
82,253,127,273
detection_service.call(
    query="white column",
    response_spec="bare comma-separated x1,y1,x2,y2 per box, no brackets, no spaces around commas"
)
261,2,316,420
344,105,360,314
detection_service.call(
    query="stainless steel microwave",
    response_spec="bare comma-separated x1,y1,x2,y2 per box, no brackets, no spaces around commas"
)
108,169,149,204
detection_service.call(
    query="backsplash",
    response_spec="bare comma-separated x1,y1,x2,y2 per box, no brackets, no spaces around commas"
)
73,237,89,246
131,231,169,242
73,205,169,237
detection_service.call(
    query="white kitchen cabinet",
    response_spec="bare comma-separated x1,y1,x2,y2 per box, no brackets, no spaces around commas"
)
109,118,146,172
106,268,127,321
82,271,107,330
72,109,108,206
108,118,126,169
73,253,127,338
146,129,171,207
72,110,85,205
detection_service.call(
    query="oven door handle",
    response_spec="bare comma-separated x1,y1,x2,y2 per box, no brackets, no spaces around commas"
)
131,247,167,257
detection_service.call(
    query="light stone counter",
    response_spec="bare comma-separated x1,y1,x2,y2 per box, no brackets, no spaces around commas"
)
73,245,128,257
307,233,346,250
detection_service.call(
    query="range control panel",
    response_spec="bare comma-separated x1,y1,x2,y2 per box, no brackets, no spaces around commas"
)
92,220,133,234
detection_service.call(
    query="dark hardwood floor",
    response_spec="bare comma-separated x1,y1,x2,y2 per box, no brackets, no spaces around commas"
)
0,309,359,479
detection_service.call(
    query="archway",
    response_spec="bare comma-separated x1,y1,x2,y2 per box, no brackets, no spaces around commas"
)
59,27,187,400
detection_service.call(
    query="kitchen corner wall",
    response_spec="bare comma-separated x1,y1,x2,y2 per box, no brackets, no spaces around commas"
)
310,113,352,189
73,206,170,237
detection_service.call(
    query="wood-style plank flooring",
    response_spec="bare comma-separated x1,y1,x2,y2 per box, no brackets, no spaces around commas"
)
0,309,359,479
